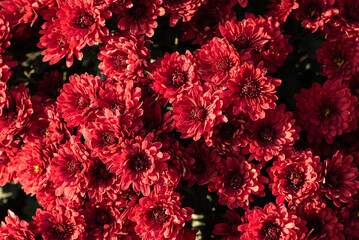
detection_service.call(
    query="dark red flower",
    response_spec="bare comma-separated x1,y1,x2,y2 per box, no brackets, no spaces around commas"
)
238,203,306,240
0,210,38,239
0,147,15,186
321,151,359,207
163,0,203,27
266,0,299,24
213,210,246,240
195,37,245,88
116,0,165,37
340,194,359,240
34,204,86,240
128,189,193,240
36,70,64,100
243,104,300,162
209,156,268,209
172,84,227,141
0,55,17,83
55,0,111,48
224,62,281,121
268,149,322,206
57,73,104,127
316,38,359,80
293,0,338,33
98,33,150,81
151,51,199,104
0,0,39,27
110,133,169,196
330,0,359,38
294,80,358,144
181,0,236,45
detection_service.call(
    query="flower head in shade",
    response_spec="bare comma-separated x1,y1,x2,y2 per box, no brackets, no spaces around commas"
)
98,33,150,81
243,104,299,162
57,73,104,127
55,0,111,48
321,151,359,207
151,51,199,104
116,0,165,37
224,62,281,121
128,189,194,240
340,194,359,240
209,156,268,209
34,204,86,240
268,149,322,206
213,210,246,240
172,84,227,141
111,133,169,196
294,80,358,144
0,147,15,187
163,0,203,27
36,70,64,101
0,210,38,239
195,37,246,88
316,38,359,80
238,202,306,240
266,0,299,24
293,0,338,33
331,0,359,38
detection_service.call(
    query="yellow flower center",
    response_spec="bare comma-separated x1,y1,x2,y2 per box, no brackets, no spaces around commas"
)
333,57,345,67
323,107,330,117
33,165,40,173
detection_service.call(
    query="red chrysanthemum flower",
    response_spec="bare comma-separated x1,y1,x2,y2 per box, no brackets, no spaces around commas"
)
224,62,281,121
0,14,12,54
38,21,83,68
340,194,359,240
213,210,246,240
0,210,38,239
49,136,90,201
181,0,236,45
98,33,150,81
321,151,359,207
294,80,358,144
195,37,246,88
331,0,359,38
176,228,198,240
293,0,338,33
0,81,6,115
83,200,123,240
238,203,306,240
243,104,299,162
172,84,227,141
110,133,169,196
209,156,268,209
267,0,300,24
13,143,56,196
268,149,322,206
316,38,359,80
128,189,194,240
0,147,15,186
34,204,86,240
296,201,345,240
163,0,203,27
151,51,199,104
36,70,64,101
57,73,104,127
0,55,17,83
116,0,165,37
55,0,111,48
0,83,33,147
0,0,39,27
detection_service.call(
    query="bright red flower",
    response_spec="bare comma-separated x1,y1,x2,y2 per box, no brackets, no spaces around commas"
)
55,0,111,48
181,0,235,45
0,55,17,83
195,37,245,88
110,133,169,196
225,62,281,121
293,0,338,33
98,33,150,81
116,0,165,37
0,147,15,186
238,203,306,240
268,149,322,206
0,14,12,54
321,151,359,207
266,0,299,24
34,204,86,240
163,0,203,27
172,84,227,141
209,156,268,209
0,81,6,114
0,0,39,27
57,73,104,127
294,80,358,144
151,51,199,104
243,104,299,162
213,210,246,240
0,210,38,239
316,38,359,80
128,190,194,240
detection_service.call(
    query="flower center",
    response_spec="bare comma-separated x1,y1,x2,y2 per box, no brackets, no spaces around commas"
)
76,96,88,108
130,3,146,19
152,208,169,223
264,224,281,240
53,223,73,239
260,127,275,142
216,57,232,71
95,209,111,225
230,174,242,188
130,154,148,172
95,162,112,180
114,54,127,68
333,57,345,67
171,71,186,86
288,170,304,188
102,132,116,145
242,81,259,97
76,12,95,28
67,160,82,175
190,107,206,121
33,165,40,173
